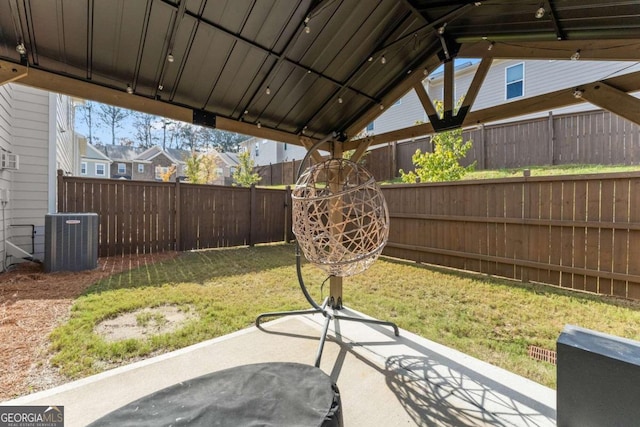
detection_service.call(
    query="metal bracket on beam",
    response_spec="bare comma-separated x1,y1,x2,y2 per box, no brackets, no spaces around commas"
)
193,110,217,128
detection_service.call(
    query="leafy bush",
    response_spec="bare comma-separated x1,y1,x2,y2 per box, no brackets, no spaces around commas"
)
400,127,475,183
400,99,475,183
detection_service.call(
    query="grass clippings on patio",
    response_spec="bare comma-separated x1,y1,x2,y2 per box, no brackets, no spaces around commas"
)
49,243,640,389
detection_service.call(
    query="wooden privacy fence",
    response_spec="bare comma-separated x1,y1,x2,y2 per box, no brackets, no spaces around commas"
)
381,172,640,300
57,171,291,256
58,170,640,300
256,109,640,185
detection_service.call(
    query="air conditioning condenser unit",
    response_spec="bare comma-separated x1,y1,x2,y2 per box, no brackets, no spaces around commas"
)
44,213,98,272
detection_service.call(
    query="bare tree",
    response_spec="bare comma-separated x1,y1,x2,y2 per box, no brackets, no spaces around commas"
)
175,122,199,151
77,100,98,144
198,127,243,152
133,112,158,148
97,104,131,145
161,120,177,150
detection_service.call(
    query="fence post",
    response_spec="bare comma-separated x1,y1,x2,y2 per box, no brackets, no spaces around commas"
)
521,179,530,283
284,185,292,242
175,178,181,251
56,169,64,212
249,184,257,246
548,111,555,165
479,125,486,170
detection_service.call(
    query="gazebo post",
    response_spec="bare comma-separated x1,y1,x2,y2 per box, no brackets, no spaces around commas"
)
329,142,343,309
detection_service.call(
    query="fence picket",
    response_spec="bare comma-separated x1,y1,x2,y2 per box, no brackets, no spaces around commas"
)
59,172,640,301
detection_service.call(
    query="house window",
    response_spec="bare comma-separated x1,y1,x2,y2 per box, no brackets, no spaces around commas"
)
96,163,106,176
81,162,87,175
118,163,126,174
366,122,374,132
138,164,144,173
155,166,170,180
506,63,524,100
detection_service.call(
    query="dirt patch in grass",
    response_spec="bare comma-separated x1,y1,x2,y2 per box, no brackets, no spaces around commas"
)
95,305,197,342
0,252,179,401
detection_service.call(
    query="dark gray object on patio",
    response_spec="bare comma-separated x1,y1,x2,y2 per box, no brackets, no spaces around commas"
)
557,324,640,427
44,213,98,273
87,362,342,427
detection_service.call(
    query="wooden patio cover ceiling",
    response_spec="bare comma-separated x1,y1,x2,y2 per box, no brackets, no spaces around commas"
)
1,0,639,152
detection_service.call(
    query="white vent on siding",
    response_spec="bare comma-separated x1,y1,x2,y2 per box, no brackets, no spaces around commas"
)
0,153,19,170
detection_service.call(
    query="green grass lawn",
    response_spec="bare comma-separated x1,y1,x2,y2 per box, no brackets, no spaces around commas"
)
381,163,640,184
50,243,640,388
463,163,640,180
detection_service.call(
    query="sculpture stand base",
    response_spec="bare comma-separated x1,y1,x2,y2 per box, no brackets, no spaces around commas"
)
256,299,399,368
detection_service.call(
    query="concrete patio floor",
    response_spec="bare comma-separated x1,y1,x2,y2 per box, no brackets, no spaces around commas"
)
5,308,556,426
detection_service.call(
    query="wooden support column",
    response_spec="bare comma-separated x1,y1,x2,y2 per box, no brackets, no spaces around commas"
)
443,60,455,120
330,143,343,309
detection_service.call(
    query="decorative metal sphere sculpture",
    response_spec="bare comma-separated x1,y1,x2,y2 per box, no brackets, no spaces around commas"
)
292,158,389,277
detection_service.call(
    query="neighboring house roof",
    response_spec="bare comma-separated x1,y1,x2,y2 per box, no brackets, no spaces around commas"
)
82,143,112,162
165,148,191,164
215,152,239,167
136,146,191,164
97,144,144,162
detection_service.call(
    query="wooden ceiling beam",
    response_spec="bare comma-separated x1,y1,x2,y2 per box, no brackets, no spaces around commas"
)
4,60,311,146
0,61,27,85
344,44,442,140
579,82,640,126
12,61,193,123
458,39,640,61
463,70,640,126
344,122,434,151
214,116,317,147
345,69,640,150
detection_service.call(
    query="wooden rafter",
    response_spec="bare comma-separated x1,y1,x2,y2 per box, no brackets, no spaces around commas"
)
345,69,640,148
413,83,438,119
458,57,492,114
413,57,492,132
0,61,27,85
300,137,326,163
579,82,640,126
458,40,640,61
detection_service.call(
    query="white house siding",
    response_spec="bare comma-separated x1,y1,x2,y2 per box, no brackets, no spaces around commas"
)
55,94,77,175
373,59,640,133
369,91,426,135
242,137,307,167
0,85,13,269
433,60,640,123
10,85,51,261
80,144,112,178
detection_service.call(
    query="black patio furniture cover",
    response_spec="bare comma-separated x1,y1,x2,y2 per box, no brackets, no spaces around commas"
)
87,362,342,427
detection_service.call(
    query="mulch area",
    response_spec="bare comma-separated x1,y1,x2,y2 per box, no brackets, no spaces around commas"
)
0,252,179,401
